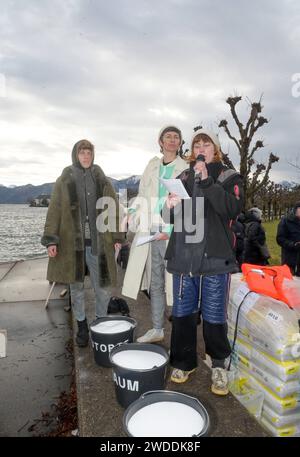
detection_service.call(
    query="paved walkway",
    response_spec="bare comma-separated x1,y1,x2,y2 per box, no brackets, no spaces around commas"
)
0,259,72,437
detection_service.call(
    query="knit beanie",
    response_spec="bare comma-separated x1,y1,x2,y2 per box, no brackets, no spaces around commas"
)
158,125,182,143
190,128,221,151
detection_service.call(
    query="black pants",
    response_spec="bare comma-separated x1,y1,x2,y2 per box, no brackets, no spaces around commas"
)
170,314,231,371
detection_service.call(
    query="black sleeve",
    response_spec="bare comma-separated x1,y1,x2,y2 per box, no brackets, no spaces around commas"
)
196,176,244,220
276,218,296,250
247,222,265,245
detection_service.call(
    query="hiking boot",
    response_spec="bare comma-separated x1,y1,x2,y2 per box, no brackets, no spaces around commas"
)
76,319,89,347
170,368,196,384
211,367,229,395
136,328,164,343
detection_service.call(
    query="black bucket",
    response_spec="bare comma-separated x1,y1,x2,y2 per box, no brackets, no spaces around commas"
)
90,316,137,368
123,390,210,437
109,343,169,408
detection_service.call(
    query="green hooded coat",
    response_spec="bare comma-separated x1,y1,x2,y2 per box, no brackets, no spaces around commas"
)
41,141,124,286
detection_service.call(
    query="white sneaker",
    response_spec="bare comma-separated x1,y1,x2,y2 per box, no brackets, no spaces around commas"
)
137,328,164,343
211,367,229,396
170,368,196,384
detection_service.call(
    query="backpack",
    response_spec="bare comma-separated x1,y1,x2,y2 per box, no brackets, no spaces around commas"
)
107,296,130,316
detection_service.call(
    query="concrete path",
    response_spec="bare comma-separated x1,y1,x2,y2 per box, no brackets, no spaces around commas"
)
0,258,72,437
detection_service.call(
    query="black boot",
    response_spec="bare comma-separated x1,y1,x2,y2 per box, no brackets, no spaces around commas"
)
76,319,89,347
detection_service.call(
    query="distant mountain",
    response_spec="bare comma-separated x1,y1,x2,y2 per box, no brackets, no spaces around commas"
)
111,175,140,192
278,180,299,189
0,176,141,204
0,183,55,204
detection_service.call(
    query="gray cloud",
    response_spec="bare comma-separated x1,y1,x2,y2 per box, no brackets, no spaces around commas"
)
0,0,299,186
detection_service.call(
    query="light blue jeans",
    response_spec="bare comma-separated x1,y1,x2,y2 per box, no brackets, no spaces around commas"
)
70,246,110,322
150,238,167,329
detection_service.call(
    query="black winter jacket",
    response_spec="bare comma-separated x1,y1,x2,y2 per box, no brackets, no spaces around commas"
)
276,212,300,273
231,219,245,267
162,162,244,276
243,213,268,265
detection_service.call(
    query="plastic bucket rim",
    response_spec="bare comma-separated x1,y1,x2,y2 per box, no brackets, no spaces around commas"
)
123,389,210,437
90,315,137,336
109,342,169,373
90,316,137,368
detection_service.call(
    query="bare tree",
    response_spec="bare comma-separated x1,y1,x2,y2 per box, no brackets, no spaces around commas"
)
219,95,279,208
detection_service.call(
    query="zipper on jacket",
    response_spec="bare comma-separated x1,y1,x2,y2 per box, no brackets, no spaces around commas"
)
179,274,184,299
198,275,203,310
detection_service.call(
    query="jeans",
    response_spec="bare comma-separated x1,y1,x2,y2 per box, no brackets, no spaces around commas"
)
70,246,110,322
150,238,167,329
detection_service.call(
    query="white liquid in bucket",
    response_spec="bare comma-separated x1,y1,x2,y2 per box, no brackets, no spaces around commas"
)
91,320,134,334
128,401,205,437
112,350,166,370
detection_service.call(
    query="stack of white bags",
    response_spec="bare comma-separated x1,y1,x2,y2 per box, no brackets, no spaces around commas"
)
228,273,300,437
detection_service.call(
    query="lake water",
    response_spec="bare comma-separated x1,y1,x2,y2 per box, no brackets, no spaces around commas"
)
0,204,48,262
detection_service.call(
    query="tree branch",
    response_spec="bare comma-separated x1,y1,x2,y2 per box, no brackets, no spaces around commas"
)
218,119,241,151
226,96,244,138
251,153,279,195
245,102,261,137
248,140,264,160
221,151,236,170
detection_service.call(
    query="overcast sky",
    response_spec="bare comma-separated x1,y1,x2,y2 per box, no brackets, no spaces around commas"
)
0,0,300,186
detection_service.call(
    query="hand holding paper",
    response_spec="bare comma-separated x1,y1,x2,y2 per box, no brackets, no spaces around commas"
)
159,178,190,199
166,193,181,209
136,233,160,247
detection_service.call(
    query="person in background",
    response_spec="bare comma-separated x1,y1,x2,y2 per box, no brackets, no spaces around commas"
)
243,207,269,265
231,213,245,270
162,128,243,395
122,126,187,343
41,140,124,347
276,202,300,276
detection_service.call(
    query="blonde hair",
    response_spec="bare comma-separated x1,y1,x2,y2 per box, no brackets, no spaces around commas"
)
188,133,222,163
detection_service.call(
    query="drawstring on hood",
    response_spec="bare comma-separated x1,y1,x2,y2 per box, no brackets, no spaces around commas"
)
71,139,95,169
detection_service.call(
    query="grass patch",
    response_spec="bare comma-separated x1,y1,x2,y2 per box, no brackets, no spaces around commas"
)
263,219,281,265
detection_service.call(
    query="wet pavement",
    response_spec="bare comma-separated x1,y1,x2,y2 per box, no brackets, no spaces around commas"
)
0,297,72,436
0,302,72,437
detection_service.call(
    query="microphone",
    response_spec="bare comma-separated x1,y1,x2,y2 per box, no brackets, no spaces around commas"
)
194,154,205,180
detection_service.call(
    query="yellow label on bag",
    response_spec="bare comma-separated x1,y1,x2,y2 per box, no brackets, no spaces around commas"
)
278,426,296,437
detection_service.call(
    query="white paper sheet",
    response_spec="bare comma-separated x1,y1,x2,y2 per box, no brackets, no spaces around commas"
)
159,178,190,199
136,233,159,246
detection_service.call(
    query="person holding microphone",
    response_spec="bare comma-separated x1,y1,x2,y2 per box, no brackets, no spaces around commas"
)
162,128,244,395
